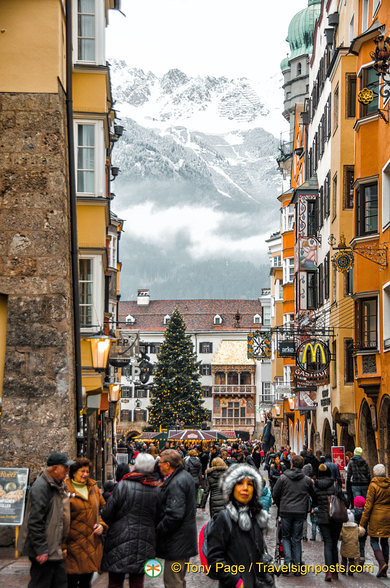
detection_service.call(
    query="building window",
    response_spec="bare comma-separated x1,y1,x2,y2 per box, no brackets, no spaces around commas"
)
356,182,378,236
79,258,93,327
149,343,162,355
383,282,390,348
362,0,369,31
76,124,95,193
343,165,354,209
307,271,317,309
345,339,354,383
297,62,302,76
213,315,222,325
359,67,379,117
261,382,273,403
333,85,339,132
202,386,212,398
283,258,294,284
344,268,353,296
253,314,262,324
324,254,330,301
332,173,337,219
77,0,95,62
125,314,135,325
382,159,390,230
163,314,170,325
215,371,225,385
373,0,381,16
262,306,271,326
346,74,357,118
318,263,324,307
108,235,117,268
307,200,317,236
199,342,213,353
199,364,211,376
272,255,281,267
356,297,378,349
240,372,251,385
282,206,295,232
332,340,337,384
275,280,283,301
227,371,239,385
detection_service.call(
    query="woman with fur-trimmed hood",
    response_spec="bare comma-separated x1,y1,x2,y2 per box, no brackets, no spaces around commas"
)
207,464,271,588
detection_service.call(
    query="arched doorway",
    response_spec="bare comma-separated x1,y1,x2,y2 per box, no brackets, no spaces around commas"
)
340,425,355,454
125,430,142,443
323,419,332,455
359,400,378,470
378,395,390,471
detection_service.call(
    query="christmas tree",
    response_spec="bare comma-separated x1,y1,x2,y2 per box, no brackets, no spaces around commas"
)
148,309,209,428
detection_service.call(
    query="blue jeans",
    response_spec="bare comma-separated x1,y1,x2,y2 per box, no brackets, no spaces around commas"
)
370,537,389,561
352,485,369,500
281,516,304,565
319,522,342,567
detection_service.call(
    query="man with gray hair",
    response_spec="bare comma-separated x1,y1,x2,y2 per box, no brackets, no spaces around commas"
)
157,449,197,587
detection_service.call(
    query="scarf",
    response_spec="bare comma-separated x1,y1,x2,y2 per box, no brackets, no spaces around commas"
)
122,471,160,487
226,502,270,531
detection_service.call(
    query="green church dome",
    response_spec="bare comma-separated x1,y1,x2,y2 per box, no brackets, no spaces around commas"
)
286,0,321,61
280,56,291,72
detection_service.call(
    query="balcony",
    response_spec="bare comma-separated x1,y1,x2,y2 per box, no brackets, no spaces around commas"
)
213,385,255,395
213,417,256,427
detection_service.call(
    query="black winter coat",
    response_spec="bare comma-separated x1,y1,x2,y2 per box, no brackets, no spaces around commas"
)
184,456,202,485
324,459,342,485
101,474,161,574
200,465,227,517
156,466,197,561
272,468,315,517
347,456,371,486
269,464,286,489
207,508,265,588
312,477,347,525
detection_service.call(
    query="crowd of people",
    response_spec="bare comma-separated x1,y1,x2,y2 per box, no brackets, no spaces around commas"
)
19,440,390,588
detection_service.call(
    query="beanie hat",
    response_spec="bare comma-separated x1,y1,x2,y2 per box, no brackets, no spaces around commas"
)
221,463,264,504
354,447,363,456
354,496,366,509
373,464,386,477
318,463,331,477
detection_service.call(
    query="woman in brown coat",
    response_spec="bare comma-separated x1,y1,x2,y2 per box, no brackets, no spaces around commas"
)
359,464,390,578
64,458,107,587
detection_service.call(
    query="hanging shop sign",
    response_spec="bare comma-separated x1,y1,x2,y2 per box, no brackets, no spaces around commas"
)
332,249,354,273
247,331,271,360
278,341,296,357
0,468,29,526
296,339,331,374
331,446,345,471
295,391,316,411
294,366,329,387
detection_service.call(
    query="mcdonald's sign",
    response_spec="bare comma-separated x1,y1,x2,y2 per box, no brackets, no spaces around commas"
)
296,339,331,374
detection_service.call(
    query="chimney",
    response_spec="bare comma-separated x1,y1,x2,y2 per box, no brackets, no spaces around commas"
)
137,289,150,306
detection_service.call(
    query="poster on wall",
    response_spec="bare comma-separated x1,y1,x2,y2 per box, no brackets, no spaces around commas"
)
331,446,346,470
0,468,29,526
299,238,317,270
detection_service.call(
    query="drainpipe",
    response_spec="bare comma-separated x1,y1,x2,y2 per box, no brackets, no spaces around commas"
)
66,0,83,456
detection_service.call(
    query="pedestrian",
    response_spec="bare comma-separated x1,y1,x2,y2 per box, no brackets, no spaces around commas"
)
302,463,314,541
22,452,74,588
324,454,342,486
353,495,367,563
103,480,115,502
359,463,390,578
269,455,285,493
313,463,347,581
339,512,360,576
115,463,130,483
310,506,319,541
156,449,197,587
207,464,271,587
259,477,272,512
346,447,371,501
184,449,202,491
200,457,228,517
64,458,106,588
101,453,161,588
272,455,315,575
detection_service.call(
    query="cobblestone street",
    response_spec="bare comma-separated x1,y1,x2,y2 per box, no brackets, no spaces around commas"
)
2,505,389,588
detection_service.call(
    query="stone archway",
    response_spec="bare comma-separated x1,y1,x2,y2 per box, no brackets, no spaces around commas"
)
323,419,332,455
340,425,355,454
125,430,142,442
378,395,390,471
359,400,378,470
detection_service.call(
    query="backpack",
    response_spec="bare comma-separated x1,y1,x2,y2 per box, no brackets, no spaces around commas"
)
198,510,232,570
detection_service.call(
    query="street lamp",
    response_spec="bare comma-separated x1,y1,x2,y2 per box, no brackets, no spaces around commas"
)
86,333,116,371
109,382,121,402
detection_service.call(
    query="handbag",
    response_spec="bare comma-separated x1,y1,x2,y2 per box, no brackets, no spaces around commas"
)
328,483,348,523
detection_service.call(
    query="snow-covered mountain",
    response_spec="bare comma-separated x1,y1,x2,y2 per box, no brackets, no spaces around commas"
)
110,61,282,299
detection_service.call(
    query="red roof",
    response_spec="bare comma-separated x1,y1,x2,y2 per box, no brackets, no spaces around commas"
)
119,299,262,332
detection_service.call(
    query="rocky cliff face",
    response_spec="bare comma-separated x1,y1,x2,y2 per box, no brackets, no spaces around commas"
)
110,61,282,299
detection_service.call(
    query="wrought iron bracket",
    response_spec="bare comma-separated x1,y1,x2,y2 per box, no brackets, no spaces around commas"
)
351,242,388,268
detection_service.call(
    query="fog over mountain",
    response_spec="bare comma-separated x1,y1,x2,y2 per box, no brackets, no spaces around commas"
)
110,60,282,299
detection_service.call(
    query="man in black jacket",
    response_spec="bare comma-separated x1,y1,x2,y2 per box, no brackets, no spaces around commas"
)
273,455,315,574
157,450,197,587
23,452,74,588
346,447,371,501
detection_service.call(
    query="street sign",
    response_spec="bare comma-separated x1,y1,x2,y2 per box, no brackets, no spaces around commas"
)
278,341,296,357
331,446,345,470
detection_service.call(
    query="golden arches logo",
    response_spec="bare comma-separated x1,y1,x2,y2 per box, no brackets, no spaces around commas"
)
296,339,331,374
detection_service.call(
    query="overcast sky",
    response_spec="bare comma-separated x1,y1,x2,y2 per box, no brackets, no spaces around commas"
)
107,0,308,80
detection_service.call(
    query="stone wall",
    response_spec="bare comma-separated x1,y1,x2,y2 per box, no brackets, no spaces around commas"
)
0,88,77,477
